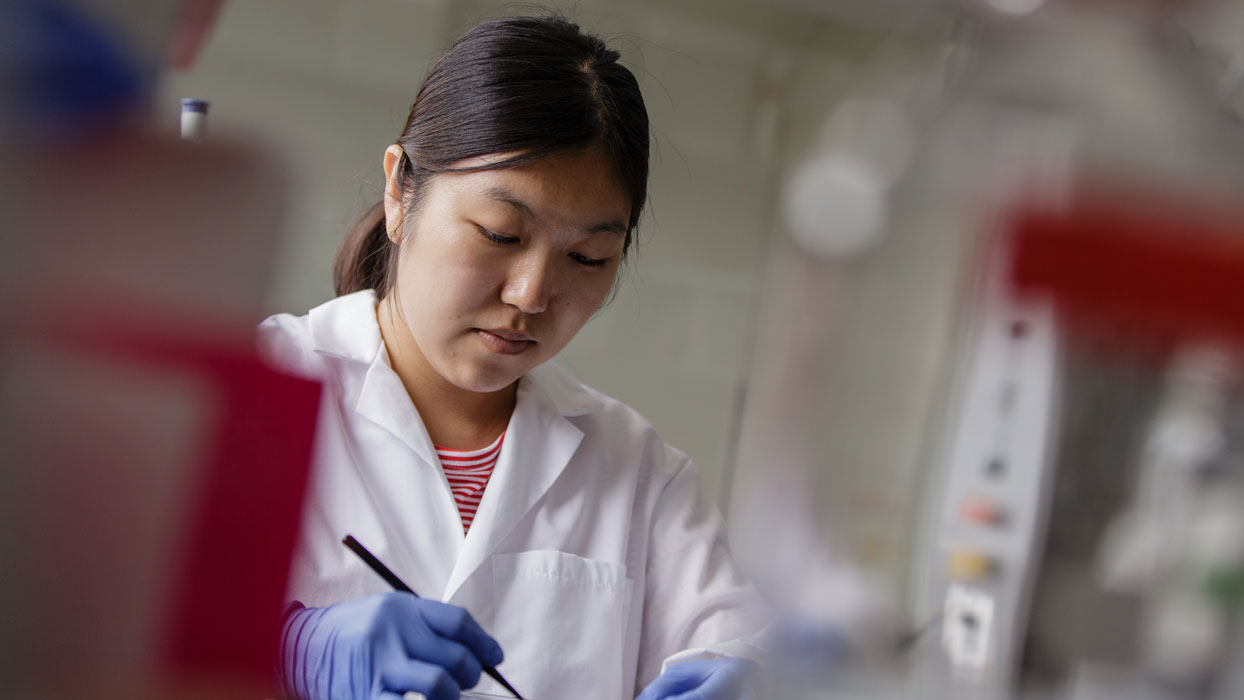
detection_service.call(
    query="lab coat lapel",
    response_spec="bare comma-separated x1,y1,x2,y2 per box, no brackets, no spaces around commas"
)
354,348,442,472
442,377,584,600
309,290,444,480
353,349,465,575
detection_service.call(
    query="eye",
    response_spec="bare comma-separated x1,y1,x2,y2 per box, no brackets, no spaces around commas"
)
478,226,518,245
570,252,608,268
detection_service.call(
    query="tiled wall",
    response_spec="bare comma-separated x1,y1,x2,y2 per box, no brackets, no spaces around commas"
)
159,0,822,505
159,1,982,601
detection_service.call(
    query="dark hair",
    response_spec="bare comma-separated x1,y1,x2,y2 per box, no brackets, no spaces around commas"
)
333,14,650,299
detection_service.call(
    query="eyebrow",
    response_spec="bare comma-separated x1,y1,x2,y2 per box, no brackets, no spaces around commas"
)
482,185,627,237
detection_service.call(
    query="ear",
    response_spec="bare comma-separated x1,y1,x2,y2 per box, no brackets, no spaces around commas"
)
382,144,406,239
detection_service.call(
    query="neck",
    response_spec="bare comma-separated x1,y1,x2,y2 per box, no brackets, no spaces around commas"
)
377,297,516,450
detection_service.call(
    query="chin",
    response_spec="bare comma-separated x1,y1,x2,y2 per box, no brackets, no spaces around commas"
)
451,362,529,394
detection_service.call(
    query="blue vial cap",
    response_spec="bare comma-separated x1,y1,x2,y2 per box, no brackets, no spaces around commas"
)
181,99,209,114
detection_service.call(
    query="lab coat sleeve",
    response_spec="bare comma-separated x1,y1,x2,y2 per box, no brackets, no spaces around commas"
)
638,448,773,687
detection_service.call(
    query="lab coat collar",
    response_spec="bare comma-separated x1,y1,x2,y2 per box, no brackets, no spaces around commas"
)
308,289,383,363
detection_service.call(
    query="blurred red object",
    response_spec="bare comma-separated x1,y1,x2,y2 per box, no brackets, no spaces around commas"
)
167,0,228,70
1008,194,1244,349
1,99,308,695
2,299,320,692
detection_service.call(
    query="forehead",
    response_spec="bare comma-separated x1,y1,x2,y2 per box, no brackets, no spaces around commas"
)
435,148,632,228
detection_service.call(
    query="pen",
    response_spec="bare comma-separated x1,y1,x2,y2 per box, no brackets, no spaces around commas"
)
342,534,526,700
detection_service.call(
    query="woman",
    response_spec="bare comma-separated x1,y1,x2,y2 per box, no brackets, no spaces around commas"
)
260,15,766,700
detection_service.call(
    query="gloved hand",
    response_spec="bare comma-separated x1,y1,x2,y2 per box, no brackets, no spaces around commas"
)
278,592,504,700
635,657,756,700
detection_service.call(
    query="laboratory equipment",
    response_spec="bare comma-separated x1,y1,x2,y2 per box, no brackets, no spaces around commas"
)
731,1,1244,699
1,3,313,699
181,98,208,140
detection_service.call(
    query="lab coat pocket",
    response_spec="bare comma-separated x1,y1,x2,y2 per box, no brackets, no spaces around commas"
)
492,551,633,700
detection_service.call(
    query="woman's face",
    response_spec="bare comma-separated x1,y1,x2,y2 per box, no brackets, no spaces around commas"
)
382,146,631,394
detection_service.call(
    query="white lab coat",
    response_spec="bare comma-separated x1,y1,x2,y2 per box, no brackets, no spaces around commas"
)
257,290,768,700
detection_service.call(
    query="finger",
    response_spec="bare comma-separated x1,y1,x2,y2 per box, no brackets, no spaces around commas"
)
418,603,504,667
666,676,734,700
688,660,751,700
381,658,461,700
402,636,482,690
636,669,702,700
635,678,673,700
640,659,753,700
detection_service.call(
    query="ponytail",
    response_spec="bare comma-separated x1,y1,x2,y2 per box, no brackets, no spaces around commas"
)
332,201,395,298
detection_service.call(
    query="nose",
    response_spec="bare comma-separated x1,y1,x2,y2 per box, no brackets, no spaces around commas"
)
500,251,555,315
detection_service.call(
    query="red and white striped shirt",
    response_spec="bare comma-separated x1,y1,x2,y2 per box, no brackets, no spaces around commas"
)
434,432,504,534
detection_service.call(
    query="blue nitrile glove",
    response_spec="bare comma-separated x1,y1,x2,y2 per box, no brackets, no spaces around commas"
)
278,592,504,700
635,657,757,700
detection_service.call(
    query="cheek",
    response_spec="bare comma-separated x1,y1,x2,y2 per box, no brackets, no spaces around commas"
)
554,277,613,328
397,241,497,316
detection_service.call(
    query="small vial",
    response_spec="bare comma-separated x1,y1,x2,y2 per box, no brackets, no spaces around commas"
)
180,98,209,140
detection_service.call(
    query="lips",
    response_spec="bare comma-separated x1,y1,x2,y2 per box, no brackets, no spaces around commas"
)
475,328,535,355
